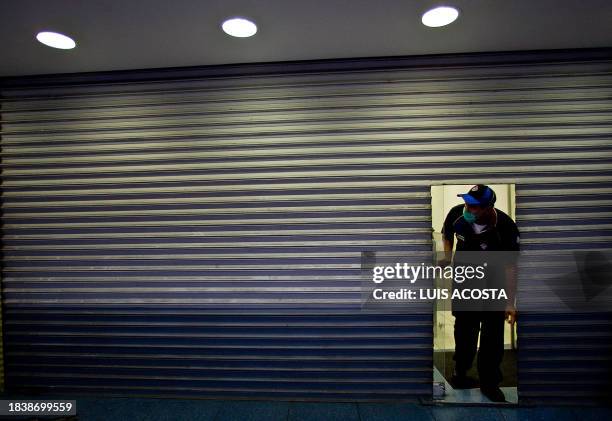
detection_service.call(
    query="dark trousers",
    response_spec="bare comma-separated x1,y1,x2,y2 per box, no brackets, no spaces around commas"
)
453,310,506,387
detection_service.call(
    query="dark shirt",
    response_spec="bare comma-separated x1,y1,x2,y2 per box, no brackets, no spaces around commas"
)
442,204,520,252
443,204,520,311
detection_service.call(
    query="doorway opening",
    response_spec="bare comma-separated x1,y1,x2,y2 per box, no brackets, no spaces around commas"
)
431,183,518,404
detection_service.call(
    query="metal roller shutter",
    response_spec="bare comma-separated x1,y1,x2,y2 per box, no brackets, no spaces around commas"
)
1,49,611,404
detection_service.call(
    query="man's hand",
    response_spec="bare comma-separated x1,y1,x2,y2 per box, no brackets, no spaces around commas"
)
438,257,452,268
505,303,517,325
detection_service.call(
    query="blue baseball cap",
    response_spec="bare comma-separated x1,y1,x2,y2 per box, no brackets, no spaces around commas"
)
457,184,496,207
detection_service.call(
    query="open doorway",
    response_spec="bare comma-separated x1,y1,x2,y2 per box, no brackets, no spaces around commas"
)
431,184,518,404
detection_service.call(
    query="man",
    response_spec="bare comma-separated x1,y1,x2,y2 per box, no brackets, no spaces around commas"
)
440,184,520,402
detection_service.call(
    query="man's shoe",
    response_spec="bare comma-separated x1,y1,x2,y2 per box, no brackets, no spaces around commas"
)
450,371,479,389
480,385,506,402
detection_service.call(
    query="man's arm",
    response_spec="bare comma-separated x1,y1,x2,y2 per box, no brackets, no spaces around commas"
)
441,237,454,267
504,221,521,324
504,263,518,324
440,205,460,267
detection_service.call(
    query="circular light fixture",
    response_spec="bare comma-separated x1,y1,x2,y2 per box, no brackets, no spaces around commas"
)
421,6,459,27
221,17,257,38
36,31,76,49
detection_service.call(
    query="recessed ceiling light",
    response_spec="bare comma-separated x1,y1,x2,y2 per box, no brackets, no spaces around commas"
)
421,6,460,27
36,31,76,49
221,17,257,38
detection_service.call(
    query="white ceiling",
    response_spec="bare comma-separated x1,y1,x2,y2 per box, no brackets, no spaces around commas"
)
1,0,612,78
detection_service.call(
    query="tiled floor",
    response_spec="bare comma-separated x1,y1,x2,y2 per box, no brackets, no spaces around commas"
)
0,394,609,421
433,366,518,404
